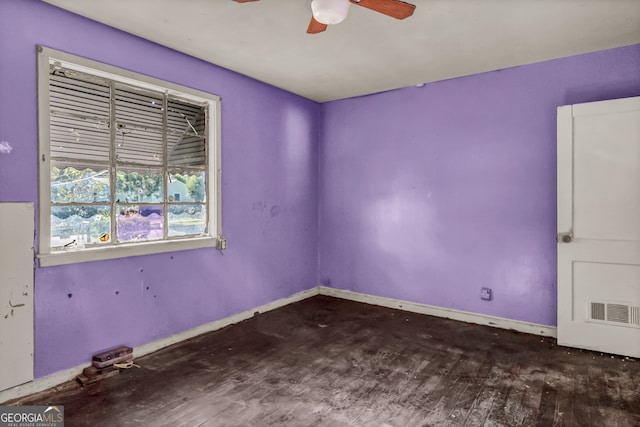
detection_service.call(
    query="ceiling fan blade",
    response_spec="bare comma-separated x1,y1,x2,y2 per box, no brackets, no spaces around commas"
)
233,0,259,3
307,17,328,34
351,0,416,20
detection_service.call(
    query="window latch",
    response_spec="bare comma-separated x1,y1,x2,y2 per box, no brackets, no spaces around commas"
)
216,234,227,251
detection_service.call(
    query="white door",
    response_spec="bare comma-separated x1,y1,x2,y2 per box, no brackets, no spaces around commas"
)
0,203,34,391
557,96,640,358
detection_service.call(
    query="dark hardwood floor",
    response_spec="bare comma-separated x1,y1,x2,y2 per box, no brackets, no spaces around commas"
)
10,295,640,426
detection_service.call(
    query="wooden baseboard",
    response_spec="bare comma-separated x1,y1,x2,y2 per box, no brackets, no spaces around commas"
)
1,285,557,403
0,287,319,404
317,286,557,338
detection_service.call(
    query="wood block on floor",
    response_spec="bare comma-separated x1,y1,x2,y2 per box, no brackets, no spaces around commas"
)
82,365,118,379
76,368,119,386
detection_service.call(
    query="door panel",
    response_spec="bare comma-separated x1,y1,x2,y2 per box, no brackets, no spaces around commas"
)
573,262,640,321
573,110,640,241
557,97,640,358
0,203,34,391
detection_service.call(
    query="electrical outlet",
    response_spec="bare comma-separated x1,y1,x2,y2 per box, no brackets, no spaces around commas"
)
481,287,492,301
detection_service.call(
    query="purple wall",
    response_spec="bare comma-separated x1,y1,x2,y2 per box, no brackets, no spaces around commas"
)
2,0,639,381
318,44,640,327
0,0,319,378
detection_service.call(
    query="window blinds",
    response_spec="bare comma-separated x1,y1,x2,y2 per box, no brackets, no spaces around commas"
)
49,69,207,168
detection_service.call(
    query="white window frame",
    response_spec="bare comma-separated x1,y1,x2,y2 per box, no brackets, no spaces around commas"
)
36,46,223,267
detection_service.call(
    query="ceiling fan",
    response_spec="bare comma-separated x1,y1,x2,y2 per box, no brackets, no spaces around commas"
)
233,0,416,34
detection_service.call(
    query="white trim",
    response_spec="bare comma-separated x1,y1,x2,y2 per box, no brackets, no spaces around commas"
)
37,46,52,255
572,96,640,117
318,286,557,338
37,236,218,267
556,105,573,238
557,104,573,340
132,287,318,357
213,96,223,240
36,45,223,266
0,285,557,403
39,46,219,104
0,364,84,405
0,287,319,404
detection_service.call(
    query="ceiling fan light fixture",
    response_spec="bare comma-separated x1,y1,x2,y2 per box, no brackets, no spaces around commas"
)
311,0,350,25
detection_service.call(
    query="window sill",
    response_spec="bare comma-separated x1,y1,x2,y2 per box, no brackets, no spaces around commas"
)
37,236,219,267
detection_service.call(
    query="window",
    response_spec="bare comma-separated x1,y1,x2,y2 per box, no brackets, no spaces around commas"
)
37,46,223,266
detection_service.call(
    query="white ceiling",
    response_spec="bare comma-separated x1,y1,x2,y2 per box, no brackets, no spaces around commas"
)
43,0,640,103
